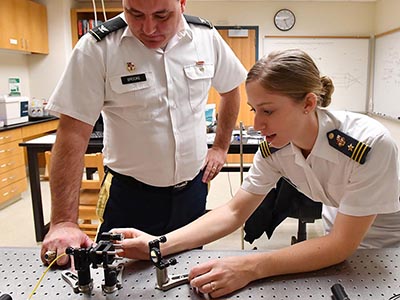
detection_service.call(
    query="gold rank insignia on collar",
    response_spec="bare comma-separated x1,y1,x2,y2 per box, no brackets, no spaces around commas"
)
327,129,371,164
259,141,281,158
126,62,135,72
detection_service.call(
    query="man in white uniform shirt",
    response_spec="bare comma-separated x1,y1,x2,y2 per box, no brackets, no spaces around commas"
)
41,0,247,266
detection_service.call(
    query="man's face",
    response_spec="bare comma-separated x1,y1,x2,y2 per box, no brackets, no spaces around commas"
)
123,0,186,49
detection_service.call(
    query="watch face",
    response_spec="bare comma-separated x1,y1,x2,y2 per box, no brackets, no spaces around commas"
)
274,9,296,31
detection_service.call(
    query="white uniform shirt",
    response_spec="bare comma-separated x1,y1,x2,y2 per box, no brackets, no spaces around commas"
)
242,108,400,248
47,14,247,186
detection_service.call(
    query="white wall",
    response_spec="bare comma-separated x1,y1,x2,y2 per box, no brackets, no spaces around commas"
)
375,0,400,34
370,0,400,150
186,1,375,58
186,2,375,34
0,51,30,97
28,0,74,101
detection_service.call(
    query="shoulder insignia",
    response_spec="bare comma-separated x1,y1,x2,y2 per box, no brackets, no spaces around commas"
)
327,129,371,164
184,14,213,29
259,141,281,159
89,17,127,41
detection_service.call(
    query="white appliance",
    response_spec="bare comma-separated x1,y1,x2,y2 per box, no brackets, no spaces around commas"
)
0,95,29,125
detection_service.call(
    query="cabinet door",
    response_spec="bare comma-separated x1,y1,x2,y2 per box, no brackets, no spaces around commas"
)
26,0,49,54
0,0,48,53
0,128,22,146
0,0,28,51
0,177,27,206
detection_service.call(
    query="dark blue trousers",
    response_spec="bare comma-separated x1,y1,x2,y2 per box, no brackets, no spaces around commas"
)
97,170,208,239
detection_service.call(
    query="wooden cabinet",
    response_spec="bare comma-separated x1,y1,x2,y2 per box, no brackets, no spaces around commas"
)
27,0,49,54
0,128,27,208
0,119,58,208
0,0,23,51
21,119,58,140
71,7,122,47
0,0,49,54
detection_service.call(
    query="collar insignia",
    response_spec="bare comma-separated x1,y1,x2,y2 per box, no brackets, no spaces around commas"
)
126,62,135,72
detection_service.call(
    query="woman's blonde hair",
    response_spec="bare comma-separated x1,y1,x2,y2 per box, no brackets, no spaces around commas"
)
246,49,334,107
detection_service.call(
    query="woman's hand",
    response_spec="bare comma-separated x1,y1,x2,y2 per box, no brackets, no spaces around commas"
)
189,255,256,298
111,228,156,260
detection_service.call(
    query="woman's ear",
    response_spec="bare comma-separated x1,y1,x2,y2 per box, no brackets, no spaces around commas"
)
303,93,318,114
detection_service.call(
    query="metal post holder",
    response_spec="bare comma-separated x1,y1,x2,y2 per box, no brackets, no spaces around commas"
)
148,236,189,291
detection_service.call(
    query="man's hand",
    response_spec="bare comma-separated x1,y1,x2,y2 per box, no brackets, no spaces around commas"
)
201,147,227,183
40,222,93,266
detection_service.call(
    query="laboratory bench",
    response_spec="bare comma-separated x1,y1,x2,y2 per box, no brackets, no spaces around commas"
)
1,247,400,299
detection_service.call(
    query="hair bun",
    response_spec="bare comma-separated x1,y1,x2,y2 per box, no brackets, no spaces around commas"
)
319,76,334,107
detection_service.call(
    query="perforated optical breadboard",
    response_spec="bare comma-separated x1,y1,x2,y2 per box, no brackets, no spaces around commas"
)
1,247,400,299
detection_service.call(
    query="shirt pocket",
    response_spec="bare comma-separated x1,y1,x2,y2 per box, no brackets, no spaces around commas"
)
183,63,214,112
108,72,162,122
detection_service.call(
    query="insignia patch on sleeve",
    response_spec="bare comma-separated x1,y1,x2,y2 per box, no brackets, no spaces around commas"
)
327,129,371,164
89,17,127,41
259,141,281,159
183,14,213,29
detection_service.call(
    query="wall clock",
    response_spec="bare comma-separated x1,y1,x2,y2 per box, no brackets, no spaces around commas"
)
274,9,296,31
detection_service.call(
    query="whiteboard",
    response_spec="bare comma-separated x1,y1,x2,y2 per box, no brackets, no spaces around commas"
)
263,37,370,113
372,29,400,120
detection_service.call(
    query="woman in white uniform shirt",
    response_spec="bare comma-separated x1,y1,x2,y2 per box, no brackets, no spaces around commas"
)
112,49,400,298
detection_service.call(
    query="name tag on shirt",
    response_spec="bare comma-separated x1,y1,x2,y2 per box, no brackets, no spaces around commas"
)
121,74,147,85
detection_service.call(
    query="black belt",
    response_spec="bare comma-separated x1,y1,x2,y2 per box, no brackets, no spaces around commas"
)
107,168,194,192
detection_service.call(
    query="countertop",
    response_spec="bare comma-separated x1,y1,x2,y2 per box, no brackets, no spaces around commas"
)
0,116,58,132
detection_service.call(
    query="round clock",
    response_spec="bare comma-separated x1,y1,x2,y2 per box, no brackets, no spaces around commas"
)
274,9,296,31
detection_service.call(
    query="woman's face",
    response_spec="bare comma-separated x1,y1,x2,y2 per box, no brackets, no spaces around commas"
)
246,81,311,149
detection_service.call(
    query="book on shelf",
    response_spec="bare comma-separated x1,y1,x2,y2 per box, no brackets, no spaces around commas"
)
77,19,104,38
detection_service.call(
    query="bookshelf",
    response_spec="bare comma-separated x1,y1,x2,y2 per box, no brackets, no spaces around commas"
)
71,7,123,47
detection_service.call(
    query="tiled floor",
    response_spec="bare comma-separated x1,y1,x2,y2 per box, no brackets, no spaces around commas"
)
0,172,324,250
